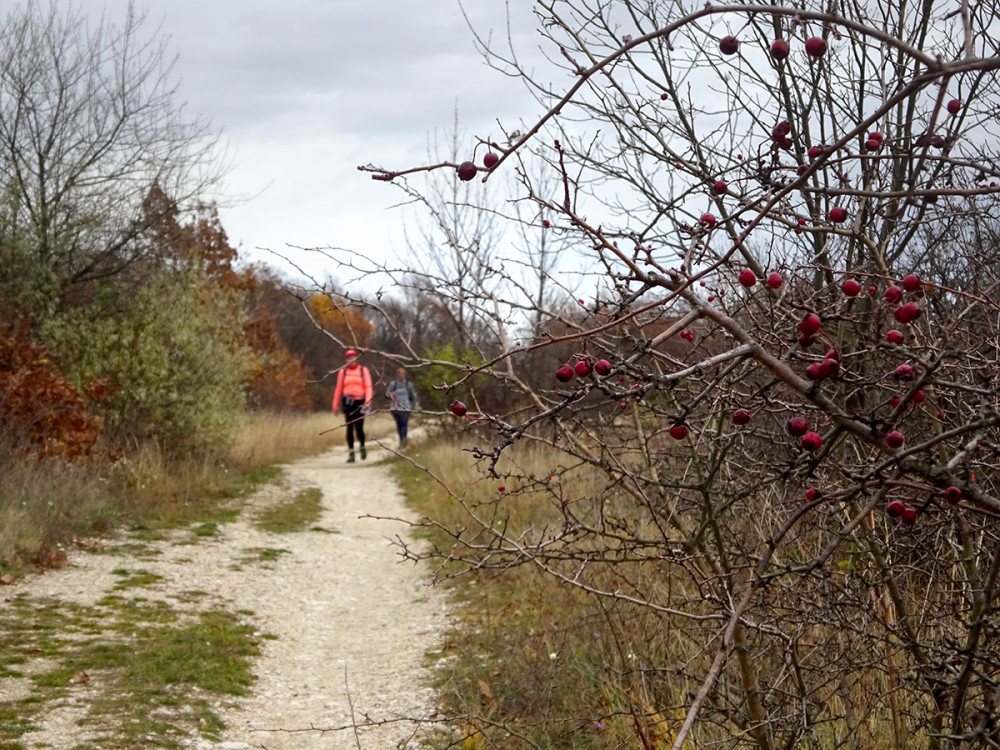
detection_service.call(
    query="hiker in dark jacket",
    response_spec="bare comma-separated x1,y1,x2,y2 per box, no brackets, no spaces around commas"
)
385,367,419,447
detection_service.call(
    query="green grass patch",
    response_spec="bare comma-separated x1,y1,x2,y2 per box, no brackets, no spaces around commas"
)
0,594,260,749
111,569,164,590
253,486,324,534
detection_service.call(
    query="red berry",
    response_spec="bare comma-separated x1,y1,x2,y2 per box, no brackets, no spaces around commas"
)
947,98,961,115
714,180,728,194
884,286,903,304
808,146,822,160
913,389,926,404
886,330,905,345
556,364,575,382
770,39,790,60
900,505,918,525
450,401,468,417
842,279,861,296
806,362,825,380
574,360,591,377
804,37,827,57
594,359,612,377
868,132,884,143
719,35,739,55
766,272,783,289
806,487,821,502
457,161,477,181
498,485,505,492
828,206,848,223
787,416,809,437
801,431,823,451
886,499,905,518
894,364,915,380
822,358,840,378
894,302,921,323
669,423,689,440
798,313,822,335
542,219,551,228
701,213,717,228
483,151,500,169
885,430,905,449
942,486,962,504
901,274,921,292
738,269,757,288
732,408,752,426
660,93,668,100
866,138,881,152
798,333,815,348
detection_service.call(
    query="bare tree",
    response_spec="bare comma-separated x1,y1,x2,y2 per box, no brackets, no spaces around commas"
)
0,0,227,312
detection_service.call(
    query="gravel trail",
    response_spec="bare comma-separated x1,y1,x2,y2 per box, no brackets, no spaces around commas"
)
5,437,450,749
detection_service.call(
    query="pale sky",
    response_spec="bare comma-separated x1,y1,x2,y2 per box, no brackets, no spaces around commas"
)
73,0,547,281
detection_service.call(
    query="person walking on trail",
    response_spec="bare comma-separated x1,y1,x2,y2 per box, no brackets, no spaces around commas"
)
385,367,420,447
332,349,374,463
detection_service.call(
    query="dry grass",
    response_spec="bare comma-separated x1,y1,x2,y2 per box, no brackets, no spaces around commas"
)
392,432,918,750
0,410,386,574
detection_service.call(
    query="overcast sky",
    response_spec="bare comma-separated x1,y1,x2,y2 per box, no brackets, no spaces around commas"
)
74,0,547,281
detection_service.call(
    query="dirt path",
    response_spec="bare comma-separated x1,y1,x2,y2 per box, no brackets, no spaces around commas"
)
8,436,451,749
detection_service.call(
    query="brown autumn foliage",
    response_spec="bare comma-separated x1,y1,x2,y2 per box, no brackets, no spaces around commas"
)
0,309,103,459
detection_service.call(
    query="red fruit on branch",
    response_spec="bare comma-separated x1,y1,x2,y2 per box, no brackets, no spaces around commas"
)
842,279,861,296
732,408,752,425
886,499,905,518
798,313,822,335
894,364,915,380
886,329,905,345
483,151,499,169
700,213,717,228
901,274,921,292
804,37,827,57
942,486,963,504
770,38,790,60
714,180,728,194
787,416,809,437
828,207,848,223
866,138,882,152
555,363,575,382
766,272,783,288
594,359,612,377
719,36,739,55
450,401,467,417
806,362,825,380
738,269,757,288
900,505,918,525
894,302,921,323
947,98,961,115
808,145,822,160
457,161,477,181
574,360,591,377
884,286,903,304
669,423,689,440
806,487,821,502
801,431,823,451
885,430,905,449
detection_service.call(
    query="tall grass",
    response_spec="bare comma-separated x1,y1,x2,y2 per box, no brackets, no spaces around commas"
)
0,410,374,573
393,434,911,750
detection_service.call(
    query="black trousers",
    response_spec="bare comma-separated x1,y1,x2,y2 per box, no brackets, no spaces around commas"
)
342,399,366,450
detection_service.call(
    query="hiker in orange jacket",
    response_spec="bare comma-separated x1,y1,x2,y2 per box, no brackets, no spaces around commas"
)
332,349,374,462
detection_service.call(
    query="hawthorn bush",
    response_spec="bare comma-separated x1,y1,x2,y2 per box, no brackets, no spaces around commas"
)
345,2,1000,747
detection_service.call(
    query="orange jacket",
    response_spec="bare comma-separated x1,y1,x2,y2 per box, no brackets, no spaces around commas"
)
332,364,373,409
